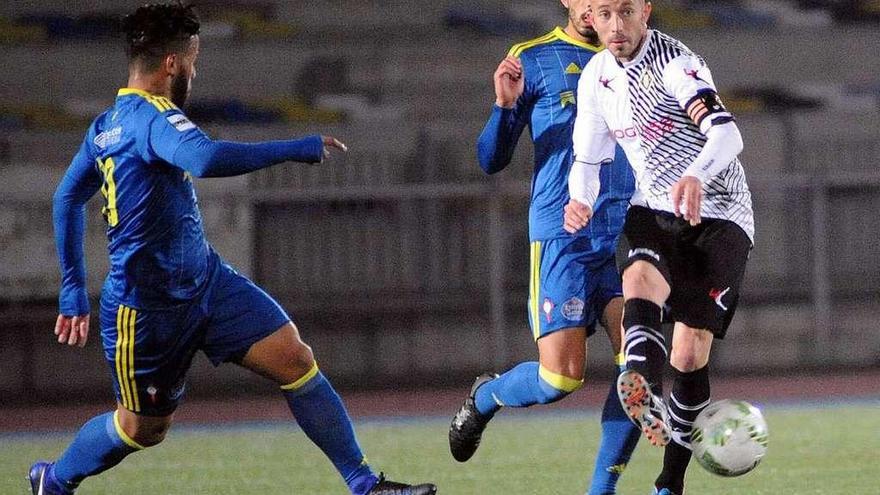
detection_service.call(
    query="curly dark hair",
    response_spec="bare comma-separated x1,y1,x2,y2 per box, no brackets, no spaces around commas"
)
121,2,200,68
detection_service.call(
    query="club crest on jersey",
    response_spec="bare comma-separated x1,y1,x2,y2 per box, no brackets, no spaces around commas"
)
542,298,555,323
560,91,576,108
564,62,582,74
167,113,196,132
640,70,654,89
561,297,585,321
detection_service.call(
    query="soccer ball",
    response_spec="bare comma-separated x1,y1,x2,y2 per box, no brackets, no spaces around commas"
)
690,399,768,477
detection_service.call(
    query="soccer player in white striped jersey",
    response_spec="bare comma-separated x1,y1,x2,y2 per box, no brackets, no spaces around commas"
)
563,1,754,494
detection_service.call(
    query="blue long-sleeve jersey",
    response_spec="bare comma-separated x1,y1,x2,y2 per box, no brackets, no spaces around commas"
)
477,27,634,242
54,88,324,315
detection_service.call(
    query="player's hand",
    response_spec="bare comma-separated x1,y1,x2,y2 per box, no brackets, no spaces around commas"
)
55,313,90,348
564,199,593,234
671,176,703,226
321,136,348,160
493,56,524,109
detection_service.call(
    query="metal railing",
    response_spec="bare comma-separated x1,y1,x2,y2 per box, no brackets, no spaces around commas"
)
1,137,879,386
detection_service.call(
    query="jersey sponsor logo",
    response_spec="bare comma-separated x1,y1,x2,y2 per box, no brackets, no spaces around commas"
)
561,297,585,321
565,62,582,74
599,76,615,92
166,113,196,132
560,90,576,108
611,118,675,141
709,287,730,311
542,298,555,323
94,126,122,149
628,248,660,261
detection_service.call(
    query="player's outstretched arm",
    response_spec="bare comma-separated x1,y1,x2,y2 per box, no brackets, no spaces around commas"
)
149,113,347,178
170,133,347,178
476,56,529,174
53,138,102,343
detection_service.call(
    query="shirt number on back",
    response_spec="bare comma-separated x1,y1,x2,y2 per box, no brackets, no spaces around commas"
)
97,156,119,226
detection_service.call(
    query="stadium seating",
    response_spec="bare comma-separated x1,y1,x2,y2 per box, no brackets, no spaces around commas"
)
0,0,878,396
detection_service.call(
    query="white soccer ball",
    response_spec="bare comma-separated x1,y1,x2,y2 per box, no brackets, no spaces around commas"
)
690,399,768,477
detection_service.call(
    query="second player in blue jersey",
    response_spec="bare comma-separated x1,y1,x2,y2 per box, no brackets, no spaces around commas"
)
449,1,640,493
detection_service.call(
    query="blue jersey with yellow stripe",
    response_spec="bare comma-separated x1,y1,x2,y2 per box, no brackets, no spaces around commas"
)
54,88,324,314
477,27,634,242
89,89,212,307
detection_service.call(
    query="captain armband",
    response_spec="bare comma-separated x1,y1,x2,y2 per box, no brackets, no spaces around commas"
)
684,90,734,130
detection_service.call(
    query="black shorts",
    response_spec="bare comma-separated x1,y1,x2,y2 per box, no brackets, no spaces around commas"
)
615,206,751,338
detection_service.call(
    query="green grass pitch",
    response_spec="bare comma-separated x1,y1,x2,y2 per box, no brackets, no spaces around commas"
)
2,403,878,494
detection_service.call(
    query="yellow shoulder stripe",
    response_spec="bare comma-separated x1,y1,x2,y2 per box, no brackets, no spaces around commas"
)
552,26,602,52
147,95,178,112
508,31,558,58
116,88,178,112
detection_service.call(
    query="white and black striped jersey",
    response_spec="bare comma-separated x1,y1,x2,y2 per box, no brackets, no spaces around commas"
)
573,30,754,241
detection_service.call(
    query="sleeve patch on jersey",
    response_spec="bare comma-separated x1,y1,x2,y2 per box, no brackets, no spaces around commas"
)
94,126,122,149
685,90,727,128
166,113,196,132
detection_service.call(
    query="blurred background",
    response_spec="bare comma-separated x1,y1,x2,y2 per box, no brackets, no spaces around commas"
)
1,0,879,410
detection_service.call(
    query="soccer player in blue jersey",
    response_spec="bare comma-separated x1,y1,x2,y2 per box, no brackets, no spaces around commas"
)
28,4,436,495
447,0,641,493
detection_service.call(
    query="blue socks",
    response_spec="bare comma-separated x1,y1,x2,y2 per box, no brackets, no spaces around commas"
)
473,361,583,417
587,364,642,495
51,411,141,492
282,363,377,495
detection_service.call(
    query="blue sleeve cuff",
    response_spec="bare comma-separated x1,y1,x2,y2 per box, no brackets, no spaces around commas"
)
477,104,520,174
286,134,324,164
492,103,516,115
59,286,90,316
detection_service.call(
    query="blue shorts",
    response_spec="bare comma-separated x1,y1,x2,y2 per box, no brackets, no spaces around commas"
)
99,255,291,416
527,235,623,341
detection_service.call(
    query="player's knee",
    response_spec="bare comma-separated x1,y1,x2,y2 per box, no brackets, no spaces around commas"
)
670,328,712,372
128,419,172,447
670,349,709,373
282,338,315,377
623,262,667,297
536,365,583,404
542,356,585,383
